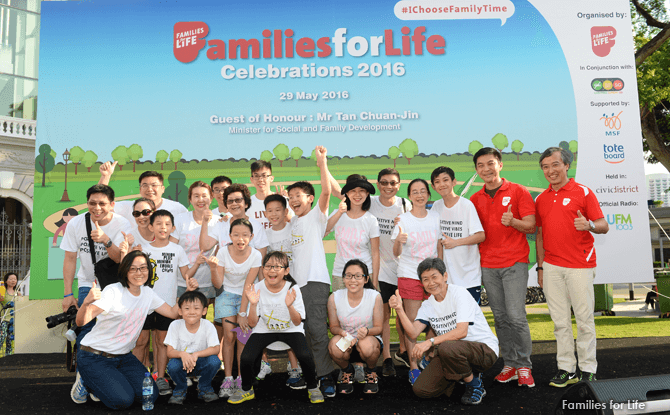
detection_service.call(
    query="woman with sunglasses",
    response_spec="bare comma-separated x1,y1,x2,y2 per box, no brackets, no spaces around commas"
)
327,259,383,395
72,250,198,409
129,198,156,250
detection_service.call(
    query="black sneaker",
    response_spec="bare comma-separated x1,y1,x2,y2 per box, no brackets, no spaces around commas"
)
580,372,597,382
382,358,396,377
336,370,354,395
319,375,336,398
461,378,486,405
394,351,410,368
549,370,579,387
363,368,379,394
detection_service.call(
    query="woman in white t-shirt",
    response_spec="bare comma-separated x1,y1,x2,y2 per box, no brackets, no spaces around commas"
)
228,251,323,404
206,218,261,398
390,178,442,380
129,198,156,249
326,176,380,292
73,250,198,410
327,259,383,395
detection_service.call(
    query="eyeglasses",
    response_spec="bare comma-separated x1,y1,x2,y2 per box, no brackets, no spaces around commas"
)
263,265,285,271
132,209,153,217
410,189,428,196
227,198,245,205
343,273,366,280
212,188,228,194
140,183,163,190
87,201,109,208
252,174,271,180
378,180,399,187
129,266,149,274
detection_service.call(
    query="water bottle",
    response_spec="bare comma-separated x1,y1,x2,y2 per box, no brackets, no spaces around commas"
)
142,372,154,411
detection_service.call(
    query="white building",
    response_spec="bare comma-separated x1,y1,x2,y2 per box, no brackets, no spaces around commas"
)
647,173,670,206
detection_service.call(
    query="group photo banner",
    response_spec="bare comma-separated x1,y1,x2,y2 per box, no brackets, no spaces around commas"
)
31,0,652,299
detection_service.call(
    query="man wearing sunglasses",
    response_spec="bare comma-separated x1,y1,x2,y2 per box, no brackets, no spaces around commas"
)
98,162,188,224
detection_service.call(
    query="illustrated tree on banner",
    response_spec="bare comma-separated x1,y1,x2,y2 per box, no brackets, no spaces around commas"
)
69,146,85,175
260,150,273,162
156,150,169,170
388,146,400,167
127,144,143,173
111,145,130,171
491,133,508,153
569,140,578,161
169,149,183,170
633,0,670,171
164,171,189,207
468,140,483,156
35,144,55,187
399,139,418,165
82,150,98,172
291,147,303,167
273,143,290,167
511,140,524,161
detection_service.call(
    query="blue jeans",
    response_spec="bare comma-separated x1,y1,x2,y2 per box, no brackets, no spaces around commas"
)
167,355,221,394
78,348,158,410
76,287,96,353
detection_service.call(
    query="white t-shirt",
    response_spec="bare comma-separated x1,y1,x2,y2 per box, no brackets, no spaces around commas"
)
164,318,220,353
290,206,330,287
416,284,499,356
391,211,441,281
253,280,305,334
130,227,154,249
81,283,165,354
369,196,412,285
247,194,294,231
333,288,380,337
174,212,219,288
60,213,133,288
431,198,484,289
210,216,269,252
266,222,294,272
215,246,262,296
143,242,190,306
212,207,232,219
115,198,188,225
329,211,381,277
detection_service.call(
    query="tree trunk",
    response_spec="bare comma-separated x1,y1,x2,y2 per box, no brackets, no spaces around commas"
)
516,153,520,161
641,105,670,172
160,162,164,170
40,155,46,187
119,165,123,171
279,160,283,167
393,158,397,168
407,157,411,165
74,163,79,175
174,162,178,170
132,161,136,172
296,160,299,167
87,167,92,172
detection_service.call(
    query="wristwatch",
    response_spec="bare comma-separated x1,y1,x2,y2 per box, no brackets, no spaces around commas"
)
429,338,435,345
588,220,596,232
238,311,248,318
103,239,113,248
536,266,543,272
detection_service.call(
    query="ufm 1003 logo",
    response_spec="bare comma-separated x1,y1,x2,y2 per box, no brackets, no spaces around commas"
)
603,143,624,163
607,213,632,230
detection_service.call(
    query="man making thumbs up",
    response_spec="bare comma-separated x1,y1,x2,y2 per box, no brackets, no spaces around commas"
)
470,148,537,388
535,147,608,387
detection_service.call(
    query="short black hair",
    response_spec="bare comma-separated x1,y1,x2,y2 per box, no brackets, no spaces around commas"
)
87,184,115,202
377,168,400,182
473,147,502,166
150,209,174,226
133,197,156,210
223,184,252,211
230,218,254,234
264,194,287,209
138,171,164,184
262,251,297,287
287,181,315,206
417,257,447,278
211,175,232,188
407,178,431,198
430,166,455,183
178,290,208,308
342,259,375,290
3,272,18,287
251,160,272,174
118,251,153,288
539,147,573,167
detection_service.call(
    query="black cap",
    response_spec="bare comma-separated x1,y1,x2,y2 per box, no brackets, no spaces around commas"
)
341,179,376,195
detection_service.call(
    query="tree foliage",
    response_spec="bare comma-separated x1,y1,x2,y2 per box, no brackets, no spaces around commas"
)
156,150,169,170
491,133,508,152
169,149,183,170
273,143,290,167
69,146,85,175
388,146,400,167
569,140,578,160
260,150,273,162
290,147,303,167
82,150,98,172
398,139,418,164
111,145,129,171
511,140,524,161
468,140,483,155
127,143,143,172
35,144,55,187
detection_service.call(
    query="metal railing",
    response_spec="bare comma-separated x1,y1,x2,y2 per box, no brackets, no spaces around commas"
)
0,209,31,280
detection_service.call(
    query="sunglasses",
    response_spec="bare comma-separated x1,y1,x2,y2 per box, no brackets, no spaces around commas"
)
132,209,153,217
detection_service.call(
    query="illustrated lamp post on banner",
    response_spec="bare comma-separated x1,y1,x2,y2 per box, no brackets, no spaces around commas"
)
61,149,70,202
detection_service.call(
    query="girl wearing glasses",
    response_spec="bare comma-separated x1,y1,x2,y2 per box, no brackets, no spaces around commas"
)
327,259,383,395
206,218,262,398
229,251,323,404
391,178,442,384
73,250,198,410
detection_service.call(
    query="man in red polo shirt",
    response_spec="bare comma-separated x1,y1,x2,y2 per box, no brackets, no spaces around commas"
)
470,147,537,388
535,147,608,387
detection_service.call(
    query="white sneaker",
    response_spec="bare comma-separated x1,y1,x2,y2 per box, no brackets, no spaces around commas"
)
639,305,649,311
218,377,235,398
257,360,272,380
71,372,88,404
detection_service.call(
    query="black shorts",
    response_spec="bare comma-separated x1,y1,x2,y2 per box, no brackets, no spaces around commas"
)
379,281,398,304
142,311,173,332
349,336,383,363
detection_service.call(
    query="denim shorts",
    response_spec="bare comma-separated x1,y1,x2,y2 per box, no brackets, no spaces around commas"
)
215,290,242,320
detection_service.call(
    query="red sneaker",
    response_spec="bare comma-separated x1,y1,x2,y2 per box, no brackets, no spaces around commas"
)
517,367,535,388
494,366,517,383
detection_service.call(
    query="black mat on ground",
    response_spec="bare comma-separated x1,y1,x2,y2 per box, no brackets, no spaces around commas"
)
1,340,669,414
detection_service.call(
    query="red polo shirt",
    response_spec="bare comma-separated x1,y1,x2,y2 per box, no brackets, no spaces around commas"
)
471,179,535,268
535,179,604,268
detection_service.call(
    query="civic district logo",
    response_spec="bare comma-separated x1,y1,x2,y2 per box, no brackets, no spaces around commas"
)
591,26,616,57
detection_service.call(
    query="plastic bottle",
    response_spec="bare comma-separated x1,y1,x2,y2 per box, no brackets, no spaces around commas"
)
142,372,154,411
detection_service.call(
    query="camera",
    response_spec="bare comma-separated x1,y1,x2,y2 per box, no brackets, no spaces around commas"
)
45,306,77,329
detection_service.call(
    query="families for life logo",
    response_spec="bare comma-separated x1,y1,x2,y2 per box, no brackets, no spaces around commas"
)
603,143,625,164
174,22,210,63
591,26,616,57
591,78,624,93
607,213,632,230
600,111,622,136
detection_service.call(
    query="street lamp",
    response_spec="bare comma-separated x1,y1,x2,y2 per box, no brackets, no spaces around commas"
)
60,149,70,202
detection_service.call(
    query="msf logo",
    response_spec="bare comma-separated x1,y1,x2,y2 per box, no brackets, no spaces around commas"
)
607,213,632,231
600,111,622,136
